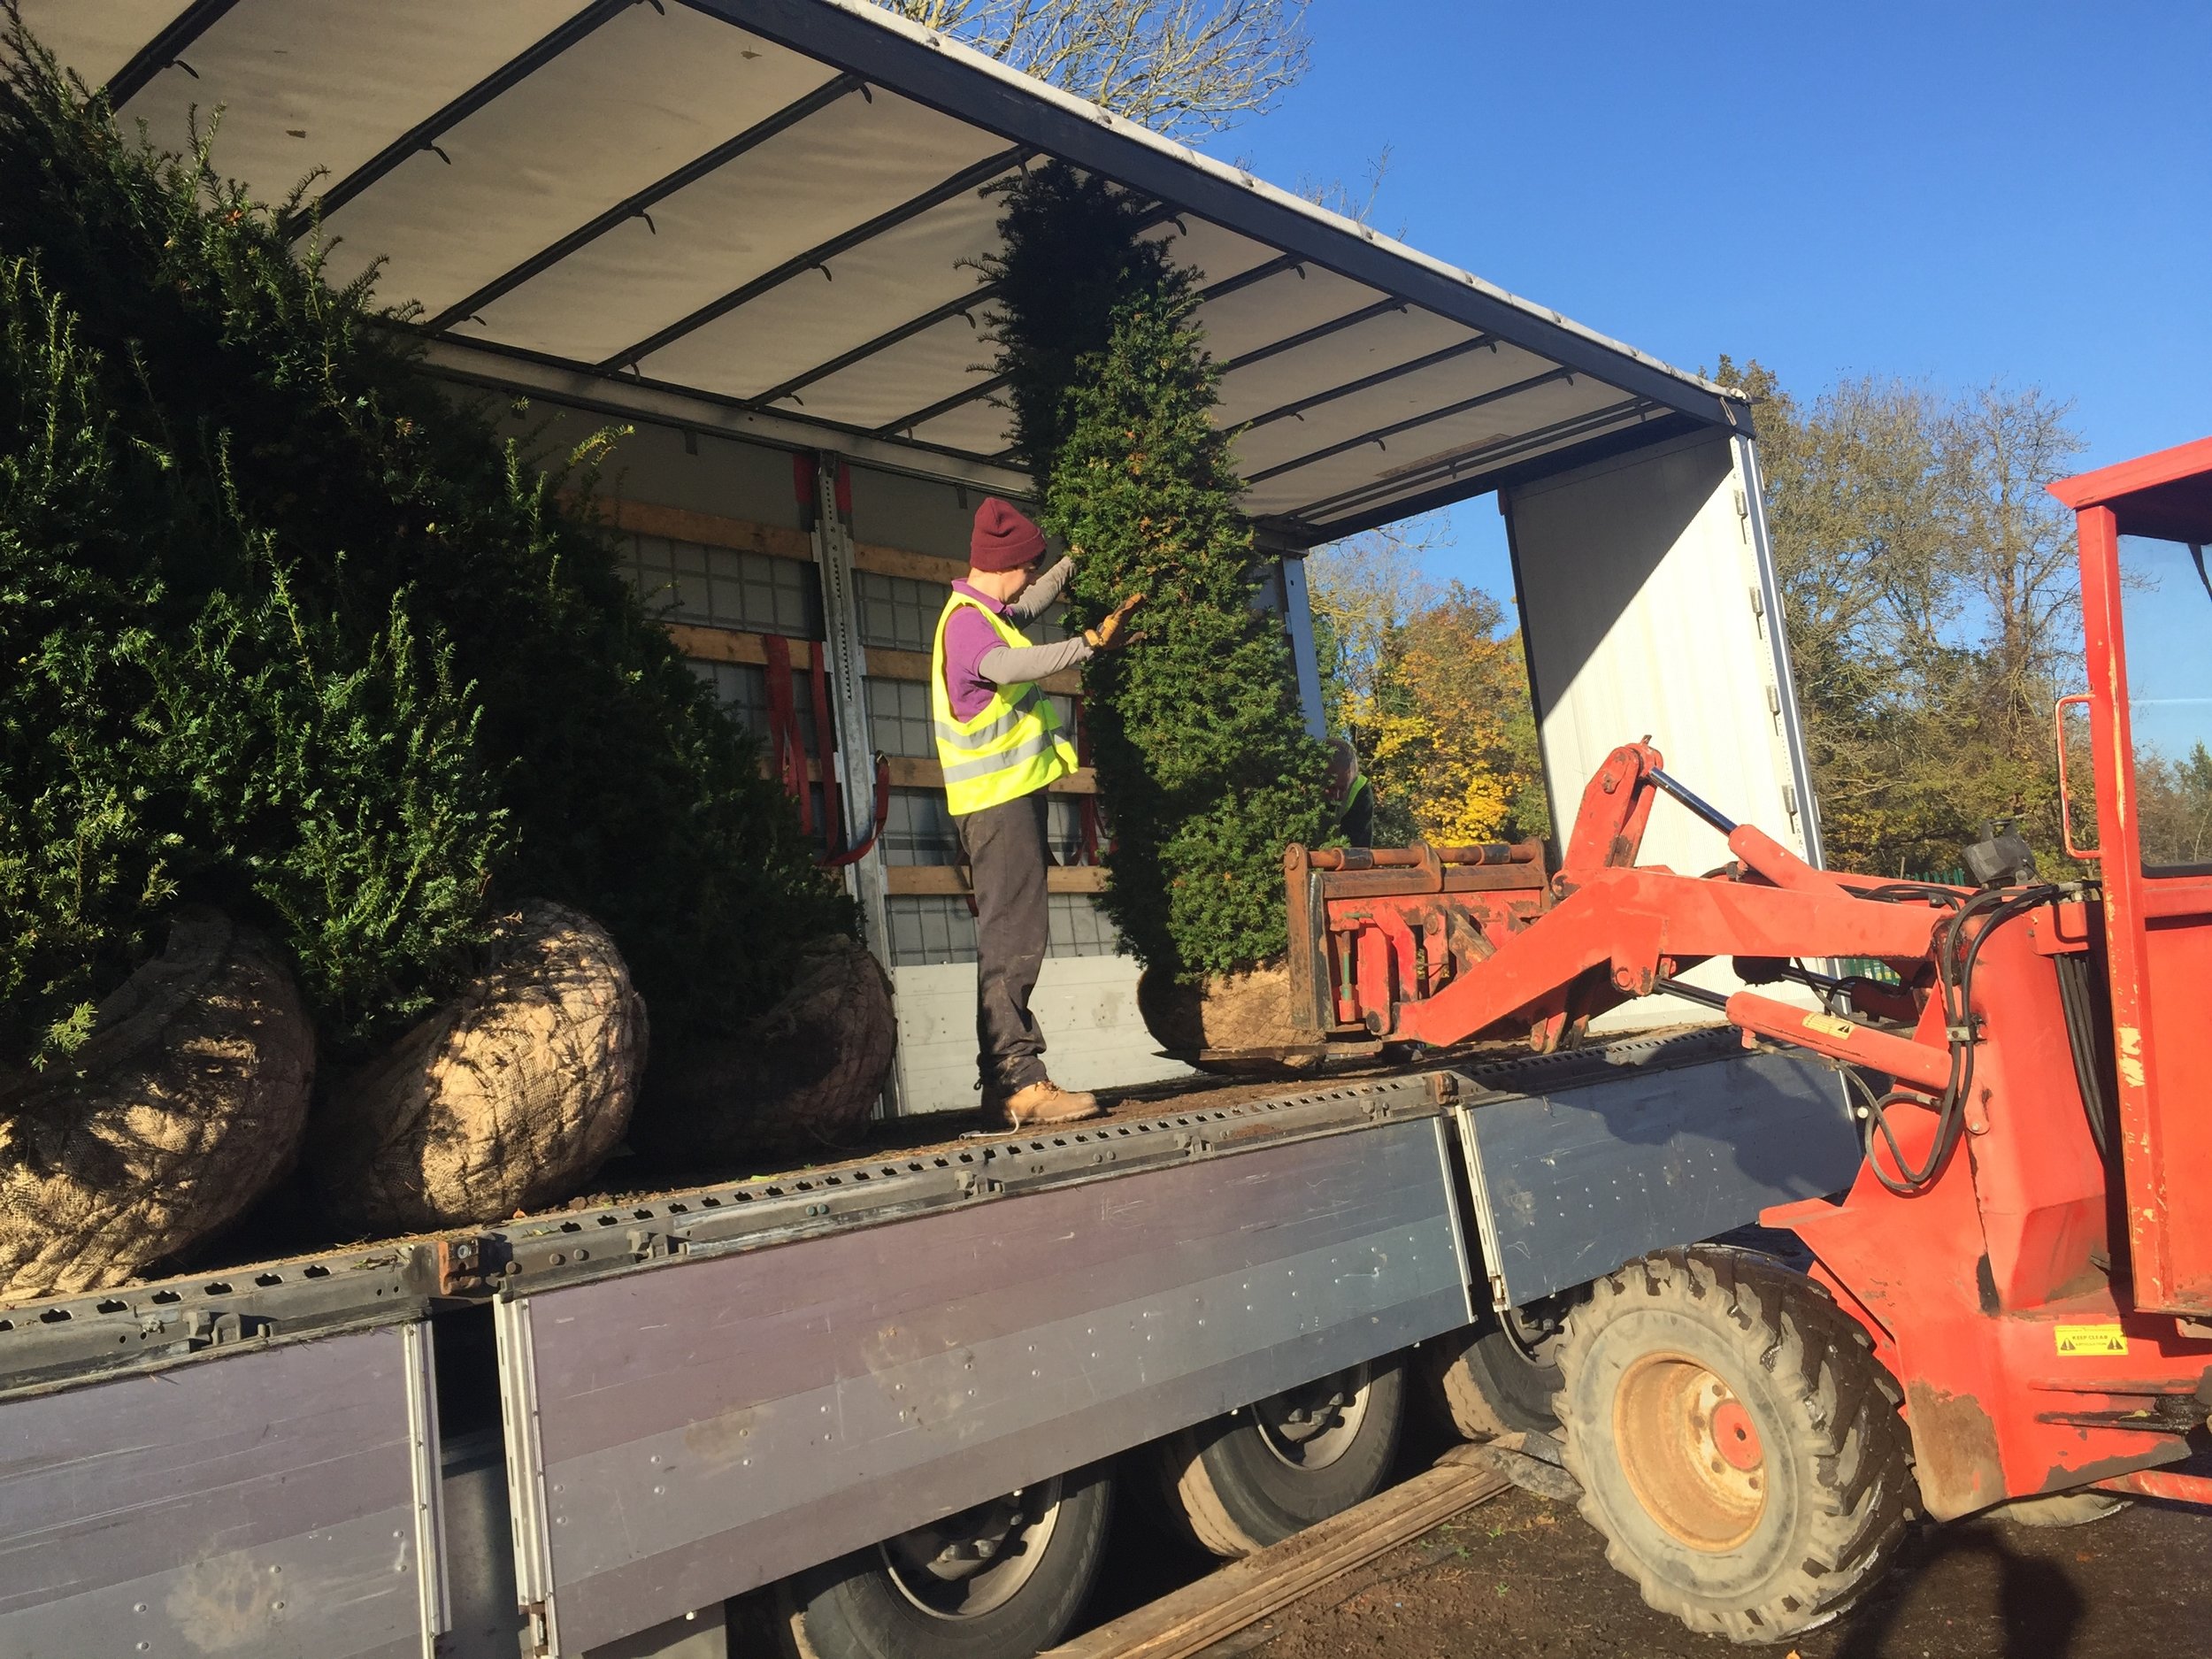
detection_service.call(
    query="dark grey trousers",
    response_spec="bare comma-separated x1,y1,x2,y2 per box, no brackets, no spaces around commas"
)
956,790,1051,1094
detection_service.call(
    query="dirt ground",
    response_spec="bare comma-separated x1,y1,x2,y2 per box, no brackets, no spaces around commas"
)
1200,1483,2211,1659
1056,1404,2212,1659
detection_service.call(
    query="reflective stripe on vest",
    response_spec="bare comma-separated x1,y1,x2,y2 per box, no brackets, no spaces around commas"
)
931,592,1079,816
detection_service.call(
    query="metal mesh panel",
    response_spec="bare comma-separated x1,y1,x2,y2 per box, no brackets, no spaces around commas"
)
864,677,934,758
857,577,1071,653
1027,600,1071,644
687,660,818,750
884,788,958,865
1048,894,1120,956
1045,795,1088,863
857,570,951,652
887,882,1114,962
887,895,978,966
626,534,822,637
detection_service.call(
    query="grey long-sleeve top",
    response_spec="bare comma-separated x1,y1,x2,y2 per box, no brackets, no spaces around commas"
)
977,557,1094,684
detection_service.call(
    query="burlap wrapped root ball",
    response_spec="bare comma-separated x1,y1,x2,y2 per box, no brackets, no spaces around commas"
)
1137,961,1310,1065
0,907,315,1303
307,902,647,1233
636,934,894,1165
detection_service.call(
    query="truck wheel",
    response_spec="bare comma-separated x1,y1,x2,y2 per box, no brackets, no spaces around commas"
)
775,1466,1112,1659
1159,1356,1406,1557
1555,1248,1915,1644
1421,1300,1571,1440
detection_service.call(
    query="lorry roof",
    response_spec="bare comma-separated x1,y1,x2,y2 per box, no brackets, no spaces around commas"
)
27,0,1750,544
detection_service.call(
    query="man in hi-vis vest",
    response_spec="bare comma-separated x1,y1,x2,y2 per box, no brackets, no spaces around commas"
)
933,498,1143,1128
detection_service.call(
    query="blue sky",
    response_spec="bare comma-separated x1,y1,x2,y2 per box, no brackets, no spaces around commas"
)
1228,0,2211,601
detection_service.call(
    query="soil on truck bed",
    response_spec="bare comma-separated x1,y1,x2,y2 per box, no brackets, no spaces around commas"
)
1218,1481,2212,1659
168,1040,1537,1277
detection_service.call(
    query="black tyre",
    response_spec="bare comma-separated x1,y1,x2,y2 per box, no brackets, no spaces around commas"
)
1555,1247,1915,1644
1420,1299,1572,1440
1158,1356,1406,1557
775,1465,1113,1659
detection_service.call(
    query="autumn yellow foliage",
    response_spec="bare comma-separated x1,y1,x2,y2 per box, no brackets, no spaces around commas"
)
1307,532,1548,849
1371,585,1543,844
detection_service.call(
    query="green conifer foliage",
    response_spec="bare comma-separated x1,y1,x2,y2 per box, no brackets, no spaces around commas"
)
988,167,1333,979
0,31,849,1064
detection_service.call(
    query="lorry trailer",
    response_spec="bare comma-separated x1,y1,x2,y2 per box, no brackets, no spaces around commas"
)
4,4,1855,1655
0,1031,1861,1658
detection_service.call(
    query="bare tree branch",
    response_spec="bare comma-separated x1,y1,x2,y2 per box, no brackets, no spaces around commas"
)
1294,146,1394,231
872,0,1310,139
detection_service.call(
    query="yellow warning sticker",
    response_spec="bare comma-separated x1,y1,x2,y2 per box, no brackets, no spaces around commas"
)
2055,1323,2129,1356
1803,1012,1856,1041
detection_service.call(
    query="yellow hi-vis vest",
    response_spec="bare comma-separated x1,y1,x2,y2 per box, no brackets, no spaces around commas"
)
931,591,1078,816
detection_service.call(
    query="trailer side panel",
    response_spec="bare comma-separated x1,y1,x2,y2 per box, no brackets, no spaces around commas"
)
499,1117,1471,1652
0,1321,441,1659
1456,1048,1857,1305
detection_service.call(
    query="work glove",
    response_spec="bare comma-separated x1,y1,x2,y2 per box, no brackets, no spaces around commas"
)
1084,592,1145,649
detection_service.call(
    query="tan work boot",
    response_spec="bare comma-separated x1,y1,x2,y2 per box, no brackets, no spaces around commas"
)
982,1079,1102,1128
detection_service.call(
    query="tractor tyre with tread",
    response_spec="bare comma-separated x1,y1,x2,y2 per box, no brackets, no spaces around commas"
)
1555,1246,1915,1645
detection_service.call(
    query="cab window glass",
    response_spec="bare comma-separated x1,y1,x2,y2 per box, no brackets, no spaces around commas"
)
2116,534,2212,872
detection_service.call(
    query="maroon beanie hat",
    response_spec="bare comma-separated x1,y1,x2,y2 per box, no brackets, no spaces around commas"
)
970,496,1047,572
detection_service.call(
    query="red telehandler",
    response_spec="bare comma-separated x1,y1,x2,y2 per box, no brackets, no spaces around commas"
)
1283,437,2212,1640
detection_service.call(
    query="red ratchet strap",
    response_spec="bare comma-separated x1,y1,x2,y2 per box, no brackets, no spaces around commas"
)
820,754,892,869
761,634,810,836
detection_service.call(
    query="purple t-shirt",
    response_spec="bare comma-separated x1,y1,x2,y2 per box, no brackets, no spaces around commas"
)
942,580,1016,722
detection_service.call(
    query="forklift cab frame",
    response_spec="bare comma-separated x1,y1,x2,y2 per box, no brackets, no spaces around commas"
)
2051,436,2212,1317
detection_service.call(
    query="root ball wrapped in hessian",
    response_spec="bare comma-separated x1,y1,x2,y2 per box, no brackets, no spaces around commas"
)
0,907,314,1302
307,902,646,1233
635,934,895,1166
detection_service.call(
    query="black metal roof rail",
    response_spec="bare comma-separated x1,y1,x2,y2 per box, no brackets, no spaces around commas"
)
676,0,1742,431
296,0,635,234
750,282,995,409
1245,365,1579,488
1237,333,1503,437
602,142,1034,373
1214,296,1408,378
1299,411,1706,545
101,0,246,104
426,70,869,332
903,251,1308,447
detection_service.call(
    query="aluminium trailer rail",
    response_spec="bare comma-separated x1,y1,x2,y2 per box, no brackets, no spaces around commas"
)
0,1029,1861,1659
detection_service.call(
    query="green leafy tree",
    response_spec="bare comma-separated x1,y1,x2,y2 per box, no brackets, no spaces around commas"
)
1717,357,2086,876
1306,534,1549,849
0,29,849,1064
987,165,1332,978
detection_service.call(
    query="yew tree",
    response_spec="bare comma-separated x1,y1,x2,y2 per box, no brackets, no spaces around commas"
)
988,165,1333,979
0,27,849,1065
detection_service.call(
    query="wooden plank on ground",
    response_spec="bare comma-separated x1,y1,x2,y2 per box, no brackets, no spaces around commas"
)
1043,1448,1509,1659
